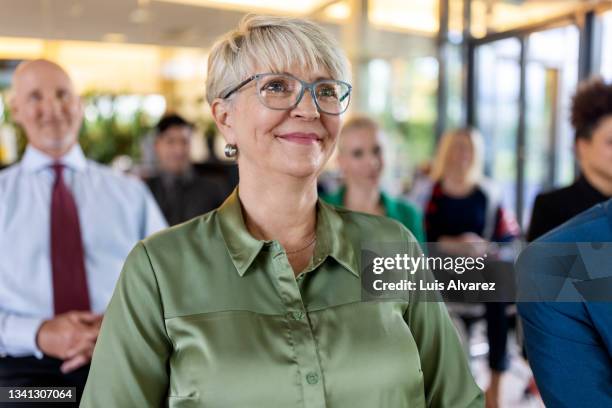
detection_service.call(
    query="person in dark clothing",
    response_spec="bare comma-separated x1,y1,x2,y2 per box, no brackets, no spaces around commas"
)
425,127,520,408
528,77,612,241
146,114,228,225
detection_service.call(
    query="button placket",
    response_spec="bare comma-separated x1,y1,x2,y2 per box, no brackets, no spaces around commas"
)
269,244,326,407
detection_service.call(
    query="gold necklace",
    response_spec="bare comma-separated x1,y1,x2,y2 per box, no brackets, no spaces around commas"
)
285,233,317,255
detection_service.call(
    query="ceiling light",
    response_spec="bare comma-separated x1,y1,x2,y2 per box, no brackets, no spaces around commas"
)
130,8,152,24
369,0,438,34
324,2,350,20
153,0,332,15
102,33,126,43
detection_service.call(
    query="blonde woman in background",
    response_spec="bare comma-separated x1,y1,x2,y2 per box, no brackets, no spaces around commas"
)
82,16,483,407
322,115,425,243
425,128,520,408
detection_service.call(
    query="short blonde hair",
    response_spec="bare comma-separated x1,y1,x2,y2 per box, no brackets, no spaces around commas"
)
430,127,485,184
338,115,379,152
340,115,379,137
205,14,350,106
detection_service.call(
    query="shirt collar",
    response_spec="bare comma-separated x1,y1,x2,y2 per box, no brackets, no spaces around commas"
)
379,191,394,216
217,188,359,278
21,144,87,173
316,198,360,277
216,189,265,277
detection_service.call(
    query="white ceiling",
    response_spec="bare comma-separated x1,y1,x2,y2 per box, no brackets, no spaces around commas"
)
0,0,246,48
0,0,435,58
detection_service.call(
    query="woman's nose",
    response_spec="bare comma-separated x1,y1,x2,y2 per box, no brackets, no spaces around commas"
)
291,90,320,120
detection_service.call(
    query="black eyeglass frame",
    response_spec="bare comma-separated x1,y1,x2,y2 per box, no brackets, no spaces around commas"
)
221,72,352,115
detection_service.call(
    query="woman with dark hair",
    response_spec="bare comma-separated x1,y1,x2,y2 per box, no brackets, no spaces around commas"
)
528,76,612,241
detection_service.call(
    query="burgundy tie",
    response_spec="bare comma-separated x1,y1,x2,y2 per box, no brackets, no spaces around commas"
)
50,163,90,315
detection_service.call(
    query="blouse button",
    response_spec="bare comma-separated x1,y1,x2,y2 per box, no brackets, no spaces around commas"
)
290,311,304,320
306,372,319,385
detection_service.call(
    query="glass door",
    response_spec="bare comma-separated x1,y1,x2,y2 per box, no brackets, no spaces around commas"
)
523,26,579,227
475,38,521,220
599,10,612,80
474,25,579,231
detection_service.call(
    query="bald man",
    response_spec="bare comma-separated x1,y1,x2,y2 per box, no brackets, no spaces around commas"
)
0,60,166,400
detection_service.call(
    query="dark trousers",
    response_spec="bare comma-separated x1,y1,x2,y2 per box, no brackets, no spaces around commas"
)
484,302,510,372
460,302,512,372
0,356,89,407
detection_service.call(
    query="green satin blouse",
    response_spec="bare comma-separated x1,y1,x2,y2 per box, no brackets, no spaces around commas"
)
81,189,483,408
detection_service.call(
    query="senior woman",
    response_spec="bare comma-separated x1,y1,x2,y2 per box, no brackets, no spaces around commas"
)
322,115,425,243
81,15,483,407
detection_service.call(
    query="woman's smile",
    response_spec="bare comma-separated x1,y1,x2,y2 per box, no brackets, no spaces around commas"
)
276,132,322,145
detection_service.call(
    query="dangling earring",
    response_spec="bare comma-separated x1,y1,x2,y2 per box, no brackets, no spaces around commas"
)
224,143,238,158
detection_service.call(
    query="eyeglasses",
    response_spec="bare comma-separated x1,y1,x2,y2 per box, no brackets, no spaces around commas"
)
222,73,352,115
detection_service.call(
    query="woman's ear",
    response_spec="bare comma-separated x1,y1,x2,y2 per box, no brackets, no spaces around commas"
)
211,98,236,144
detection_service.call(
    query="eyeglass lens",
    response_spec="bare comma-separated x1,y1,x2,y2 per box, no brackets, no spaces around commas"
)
256,74,350,115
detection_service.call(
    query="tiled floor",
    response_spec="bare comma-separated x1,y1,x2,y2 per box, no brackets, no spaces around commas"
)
462,320,545,408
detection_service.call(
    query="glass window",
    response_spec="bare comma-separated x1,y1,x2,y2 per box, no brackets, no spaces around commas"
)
600,10,612,81
364,57,438,196
524,26,579,226
476,38,521,219
446,44,464,130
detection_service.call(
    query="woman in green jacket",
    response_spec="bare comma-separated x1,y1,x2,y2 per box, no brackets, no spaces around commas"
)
322,115,425,243
81,14,482,408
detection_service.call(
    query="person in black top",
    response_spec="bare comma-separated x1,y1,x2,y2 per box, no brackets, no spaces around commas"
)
528,77,612,241
146,114,228,226
425,128,520,408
